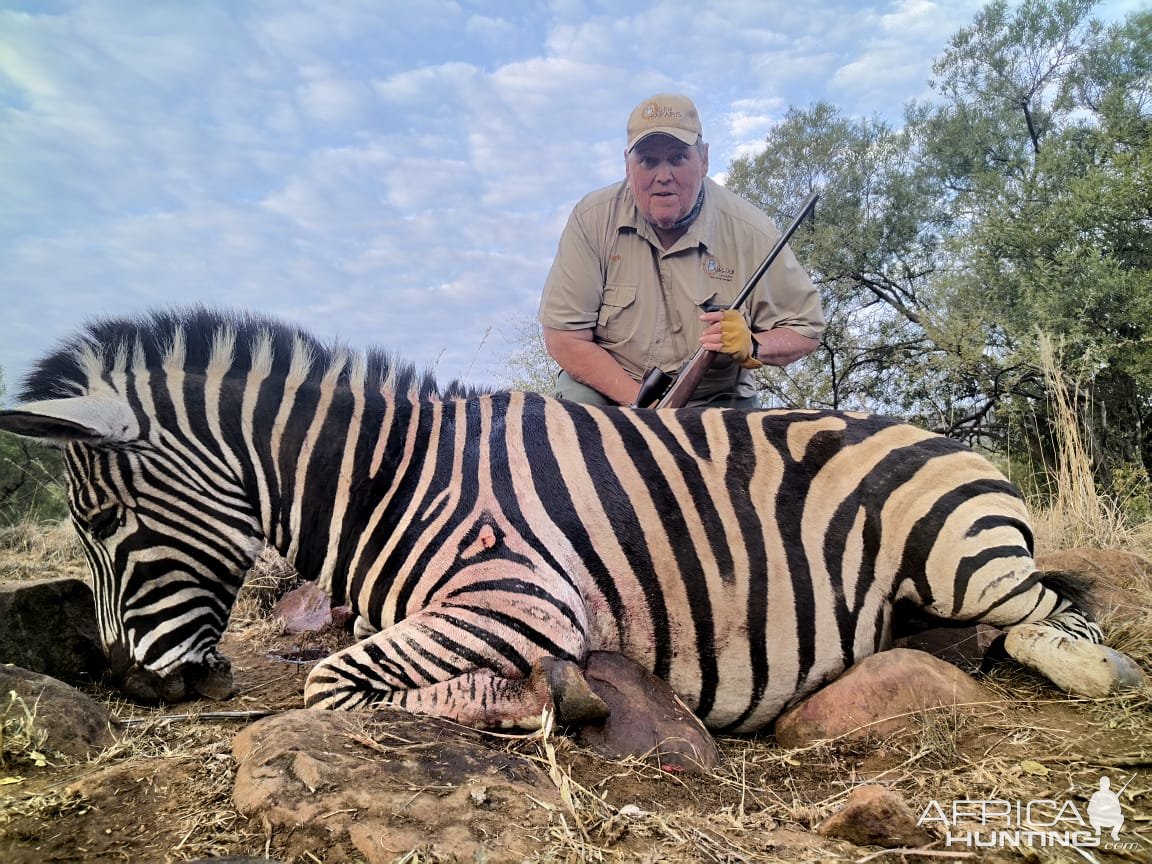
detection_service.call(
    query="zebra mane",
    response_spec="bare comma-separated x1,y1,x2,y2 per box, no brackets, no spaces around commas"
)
19,306,489,403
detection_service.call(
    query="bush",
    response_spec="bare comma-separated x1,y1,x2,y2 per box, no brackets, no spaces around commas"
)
0,432,68,526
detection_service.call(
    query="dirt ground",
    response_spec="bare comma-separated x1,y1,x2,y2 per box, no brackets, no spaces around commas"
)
1,534,1151,863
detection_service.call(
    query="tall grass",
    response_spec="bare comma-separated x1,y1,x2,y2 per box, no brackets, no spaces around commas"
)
1029,335,1145,552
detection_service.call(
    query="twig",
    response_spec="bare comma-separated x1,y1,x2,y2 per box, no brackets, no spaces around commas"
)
856,848,976,862
118,709,276,727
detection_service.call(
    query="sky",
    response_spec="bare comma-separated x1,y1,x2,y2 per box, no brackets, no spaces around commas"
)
1,0,1146,397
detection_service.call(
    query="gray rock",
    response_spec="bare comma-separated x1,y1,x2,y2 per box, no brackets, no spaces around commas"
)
0,578,107,683
0,664,119,758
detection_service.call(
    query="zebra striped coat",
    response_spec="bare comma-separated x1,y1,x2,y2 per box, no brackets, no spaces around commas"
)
0,310,1141,732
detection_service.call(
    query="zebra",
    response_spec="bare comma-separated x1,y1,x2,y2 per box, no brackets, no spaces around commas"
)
0,308,1142,732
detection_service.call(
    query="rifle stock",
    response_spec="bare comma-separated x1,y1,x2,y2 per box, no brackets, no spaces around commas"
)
629,191,819,410
652,348,715,408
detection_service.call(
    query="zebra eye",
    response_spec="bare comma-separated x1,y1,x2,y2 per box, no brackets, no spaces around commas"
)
86,508,122,541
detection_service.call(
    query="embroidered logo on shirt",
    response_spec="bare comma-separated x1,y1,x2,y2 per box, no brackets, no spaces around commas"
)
703,255,734,282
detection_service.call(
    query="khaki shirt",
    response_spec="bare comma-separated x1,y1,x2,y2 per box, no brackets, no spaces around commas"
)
539,177,825,402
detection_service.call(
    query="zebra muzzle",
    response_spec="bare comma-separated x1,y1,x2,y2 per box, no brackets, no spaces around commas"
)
110,645,235,703
185,649,235,700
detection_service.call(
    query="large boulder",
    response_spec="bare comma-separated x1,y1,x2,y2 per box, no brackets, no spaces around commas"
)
0,578,107,683
0,665,119,758
232,708,561,864
774,648,995,747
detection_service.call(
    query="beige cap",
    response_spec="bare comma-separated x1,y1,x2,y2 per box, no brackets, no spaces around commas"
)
626,93,702,151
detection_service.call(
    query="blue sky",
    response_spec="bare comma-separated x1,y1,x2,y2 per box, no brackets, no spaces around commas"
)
1,0,1145,395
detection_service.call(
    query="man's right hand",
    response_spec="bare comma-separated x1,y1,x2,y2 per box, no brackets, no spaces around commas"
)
541,327,642,405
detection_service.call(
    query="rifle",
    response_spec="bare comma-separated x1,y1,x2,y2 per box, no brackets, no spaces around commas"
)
631,190,819,409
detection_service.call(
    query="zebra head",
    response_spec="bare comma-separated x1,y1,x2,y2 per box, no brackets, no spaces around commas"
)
0,393,263,703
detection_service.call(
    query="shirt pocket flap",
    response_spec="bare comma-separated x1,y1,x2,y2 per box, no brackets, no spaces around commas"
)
597,281,637,326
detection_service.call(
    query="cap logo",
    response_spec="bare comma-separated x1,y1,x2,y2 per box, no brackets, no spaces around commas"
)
643,103,681,121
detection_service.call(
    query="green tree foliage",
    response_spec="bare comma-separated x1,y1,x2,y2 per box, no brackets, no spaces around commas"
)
0,366,69,526
728,0,1150,487
0,432,68,526
494,317,559,394
727,104,959,416
926,0,1151,484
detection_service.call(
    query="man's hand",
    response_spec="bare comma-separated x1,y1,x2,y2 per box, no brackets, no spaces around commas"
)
542,326,642,405
700,310,762,369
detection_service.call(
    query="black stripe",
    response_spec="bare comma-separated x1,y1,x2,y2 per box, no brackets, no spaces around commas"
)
444,602,577,662
895,477,1023,607
716,413,770,732
422,616,531,677
953,544,1033,616
611,409,719,715
446,577,584,633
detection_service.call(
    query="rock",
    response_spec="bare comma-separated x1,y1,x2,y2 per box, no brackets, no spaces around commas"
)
271,581,331,633
232,708,560,864
1036,548,1152,625
816,784,933,848
0,577,107,682
575,651,720,773
774,649,994,747
0,665,119,758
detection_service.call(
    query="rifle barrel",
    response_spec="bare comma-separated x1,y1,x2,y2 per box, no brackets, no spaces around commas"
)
651,191,819,409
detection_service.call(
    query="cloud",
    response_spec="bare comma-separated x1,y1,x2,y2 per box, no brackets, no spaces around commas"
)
2,0,1135,395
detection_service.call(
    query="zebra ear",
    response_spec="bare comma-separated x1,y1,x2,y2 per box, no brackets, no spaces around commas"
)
0,397,139,445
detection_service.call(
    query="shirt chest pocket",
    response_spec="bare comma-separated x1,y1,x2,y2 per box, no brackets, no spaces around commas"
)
596,281,638,343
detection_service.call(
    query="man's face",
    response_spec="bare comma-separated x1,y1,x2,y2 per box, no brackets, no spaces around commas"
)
626,135,709,231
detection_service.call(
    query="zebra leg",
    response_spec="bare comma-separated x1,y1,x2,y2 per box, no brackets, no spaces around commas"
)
1002,608,1145,698
303,608,607,728
352,616,378,639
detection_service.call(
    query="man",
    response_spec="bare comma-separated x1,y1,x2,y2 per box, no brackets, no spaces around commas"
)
538,93,825,408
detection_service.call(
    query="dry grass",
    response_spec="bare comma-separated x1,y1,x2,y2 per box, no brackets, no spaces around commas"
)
0,519,85,582
1030,335,1150,552
0,692,49,770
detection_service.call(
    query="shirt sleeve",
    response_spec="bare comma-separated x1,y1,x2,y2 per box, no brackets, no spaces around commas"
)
538,205,604,332
747,234,826,341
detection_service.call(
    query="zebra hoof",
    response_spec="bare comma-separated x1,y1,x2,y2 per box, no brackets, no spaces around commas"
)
1003,625,1146,698
536,657,610,725
1102,646,1147,690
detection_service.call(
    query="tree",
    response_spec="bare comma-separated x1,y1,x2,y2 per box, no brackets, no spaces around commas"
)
727,104,966,417
924,2,1151,483
493,317,558,394
0,364,69,525
728,1,1151,487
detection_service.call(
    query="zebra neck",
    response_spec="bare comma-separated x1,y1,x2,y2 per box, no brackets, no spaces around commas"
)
260,393,421,605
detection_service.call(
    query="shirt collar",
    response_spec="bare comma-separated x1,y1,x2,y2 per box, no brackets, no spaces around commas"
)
616,178,717,253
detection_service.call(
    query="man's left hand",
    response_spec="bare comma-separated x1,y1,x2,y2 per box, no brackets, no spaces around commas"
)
700,310,762,369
